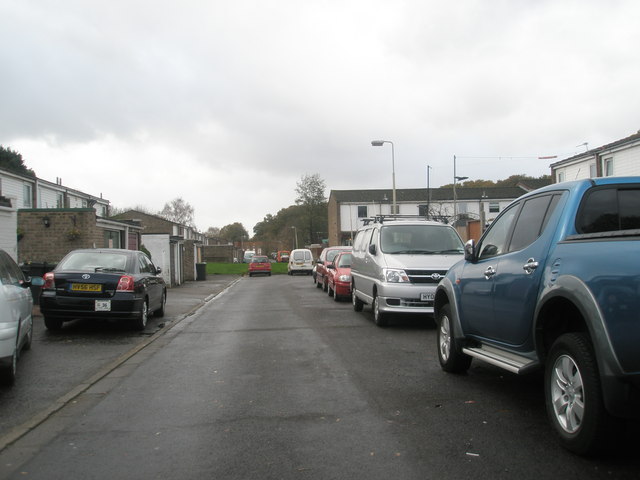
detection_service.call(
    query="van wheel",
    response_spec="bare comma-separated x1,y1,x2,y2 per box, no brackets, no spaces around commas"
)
352,286,363,312
437,304,471,373
372,295,389,327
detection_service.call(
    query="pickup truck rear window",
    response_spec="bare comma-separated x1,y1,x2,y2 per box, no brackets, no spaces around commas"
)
577,187,640,233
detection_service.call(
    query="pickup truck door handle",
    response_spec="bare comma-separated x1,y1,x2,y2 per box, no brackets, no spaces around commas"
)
484,266,496,279
523,258,539,275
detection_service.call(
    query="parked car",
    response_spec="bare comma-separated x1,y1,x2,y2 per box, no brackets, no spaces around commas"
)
0,249,41,385
248,255,272,277
287,248,314,275
351,216,464,326
326,252,353,301
277,251,290,263
314,246,352,291
434,177,640,454
39,249,166,331
243,250,256,263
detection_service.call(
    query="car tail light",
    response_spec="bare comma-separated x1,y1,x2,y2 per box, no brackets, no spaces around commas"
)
116,275,135,291
43,272,55,289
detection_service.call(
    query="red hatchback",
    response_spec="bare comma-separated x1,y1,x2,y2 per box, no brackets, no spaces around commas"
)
315,246,351,291
326,252,353,301
248,256,271,277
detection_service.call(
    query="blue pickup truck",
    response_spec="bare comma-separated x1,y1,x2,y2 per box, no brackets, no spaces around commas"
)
434,177,640,455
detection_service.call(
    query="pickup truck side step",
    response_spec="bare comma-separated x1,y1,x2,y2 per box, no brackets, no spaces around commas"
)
462,345,538,374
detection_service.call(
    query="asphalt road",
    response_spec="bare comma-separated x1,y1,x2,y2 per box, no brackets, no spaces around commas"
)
0,275,638,479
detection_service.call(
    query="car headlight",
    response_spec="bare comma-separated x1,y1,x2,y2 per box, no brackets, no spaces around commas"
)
384,268,410,283
338,274,351,282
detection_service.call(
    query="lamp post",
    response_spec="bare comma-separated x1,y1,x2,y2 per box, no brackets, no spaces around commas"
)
291,226,298,250
371,140,396,215
452,155,468,223
426,165,432,219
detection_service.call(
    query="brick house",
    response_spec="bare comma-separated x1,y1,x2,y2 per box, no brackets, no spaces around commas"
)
111,210,205,285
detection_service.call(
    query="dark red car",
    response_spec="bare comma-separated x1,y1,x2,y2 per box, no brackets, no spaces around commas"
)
326,252,353,301
314,246,351,291
248,255,272,277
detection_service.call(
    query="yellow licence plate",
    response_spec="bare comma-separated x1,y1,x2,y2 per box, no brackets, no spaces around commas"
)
71,283,102,292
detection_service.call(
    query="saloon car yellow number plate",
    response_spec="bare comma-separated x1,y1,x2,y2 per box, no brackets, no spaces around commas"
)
71,283,102,292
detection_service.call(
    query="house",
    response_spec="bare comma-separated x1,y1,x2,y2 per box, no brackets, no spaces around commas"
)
550,130,640,182
328,185,544,245
1,167,141,266
111,210,205,286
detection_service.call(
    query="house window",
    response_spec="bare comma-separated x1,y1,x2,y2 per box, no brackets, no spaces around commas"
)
104,230,121,248
604,158,614,177
557,171,565,183
56,192,64,208
357,205,367,218
489,202,500,213
23,184,32,208
589,163,597,178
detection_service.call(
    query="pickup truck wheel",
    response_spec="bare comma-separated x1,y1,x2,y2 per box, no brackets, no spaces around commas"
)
352,286,363,312
372,295,389,327
545,333,609,455
437,304,471,373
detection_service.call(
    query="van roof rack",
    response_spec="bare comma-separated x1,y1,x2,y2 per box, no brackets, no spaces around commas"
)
362,214,430,225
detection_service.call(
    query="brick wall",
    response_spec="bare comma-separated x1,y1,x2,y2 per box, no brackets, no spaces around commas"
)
113,211,176,234
17,209,102,264
202,245,235,263
327,195,340,246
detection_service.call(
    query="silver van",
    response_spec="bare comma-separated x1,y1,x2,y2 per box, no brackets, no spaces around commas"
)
351,216,464,326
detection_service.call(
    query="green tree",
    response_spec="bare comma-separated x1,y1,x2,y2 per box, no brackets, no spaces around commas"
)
295,173,327,245
0,146,36,177
159,197,195,227
220,222,249,244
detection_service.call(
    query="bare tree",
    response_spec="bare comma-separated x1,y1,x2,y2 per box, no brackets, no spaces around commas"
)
159,197,195,227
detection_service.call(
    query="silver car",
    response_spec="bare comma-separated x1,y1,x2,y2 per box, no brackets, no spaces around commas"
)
0,249,39,385
350,217,464,326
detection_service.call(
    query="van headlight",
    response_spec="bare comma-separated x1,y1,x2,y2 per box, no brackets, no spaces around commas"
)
384,268,410,283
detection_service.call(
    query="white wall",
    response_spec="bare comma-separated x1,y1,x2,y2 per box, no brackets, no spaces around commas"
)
0,206,17,260
141,234,172,286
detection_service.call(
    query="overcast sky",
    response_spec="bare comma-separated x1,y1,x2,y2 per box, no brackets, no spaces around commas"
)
2,0,639,233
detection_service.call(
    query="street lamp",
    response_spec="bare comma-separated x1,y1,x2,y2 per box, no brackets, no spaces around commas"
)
452,155,469,222
291,226,298,250
426,165,432,219
371,140,396,215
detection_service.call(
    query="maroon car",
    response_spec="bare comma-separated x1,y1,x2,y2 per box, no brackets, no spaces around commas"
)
314,246,351,291
326,252,353,301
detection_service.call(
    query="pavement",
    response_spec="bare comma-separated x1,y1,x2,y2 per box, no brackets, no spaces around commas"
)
1,274,242,453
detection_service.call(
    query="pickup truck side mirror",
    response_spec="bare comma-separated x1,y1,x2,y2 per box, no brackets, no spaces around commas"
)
464,239,477,262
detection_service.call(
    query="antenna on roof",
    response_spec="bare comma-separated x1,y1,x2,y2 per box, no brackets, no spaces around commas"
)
576,142,589,151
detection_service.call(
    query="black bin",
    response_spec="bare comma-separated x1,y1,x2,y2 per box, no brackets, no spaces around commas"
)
196,263,207,281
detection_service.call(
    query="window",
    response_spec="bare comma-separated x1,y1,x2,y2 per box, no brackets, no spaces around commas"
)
104,230,121,248
508,195,559,252
557,171,565,183
604,158,614,177
489,202,500,213
23,184,32,208
589,163,597,178
357,205,367,218
577,186,640,233
478,204,519,259
56,192,64,208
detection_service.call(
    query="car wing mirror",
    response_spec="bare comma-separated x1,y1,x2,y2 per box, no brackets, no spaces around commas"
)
29,276,45,287
368,244,377,255
464,239,477,262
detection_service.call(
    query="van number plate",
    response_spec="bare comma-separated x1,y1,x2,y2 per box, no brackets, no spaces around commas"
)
420,293,435,301
95,300,111,311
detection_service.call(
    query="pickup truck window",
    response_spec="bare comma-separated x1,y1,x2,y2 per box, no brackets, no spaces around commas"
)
509,194,560,252
478,204,519,259
577,187,640,233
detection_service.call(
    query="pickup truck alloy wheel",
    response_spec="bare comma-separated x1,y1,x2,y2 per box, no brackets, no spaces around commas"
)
437,304,471,373
352,287,363,312
545,333,607,454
